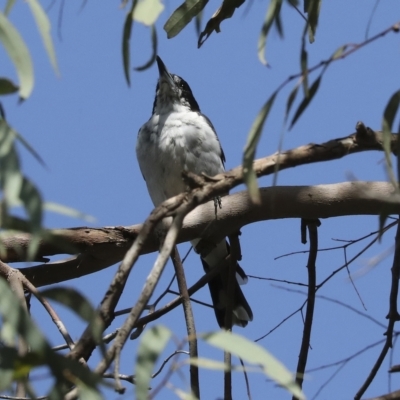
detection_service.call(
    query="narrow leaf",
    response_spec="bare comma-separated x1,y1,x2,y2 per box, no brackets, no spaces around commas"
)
257,0,283,65
122,0,138,86
0,121,23,205
4,0,16,16
0,12,34,99
135,325,171,400
170,387,198,400
19,177,43,231
243,91,277,203
382,90,400,188
0,347,15,390
284,79,301,123
25,0,59,75
202,331,305,400
15,134,46,168
44,201,96,222
186,357,256,372
164,0,208,39
135,24,158,71
305,0,321,43
0,77,18,95
300,39,308,97
290,72,324,129
331,44,347,60
0,278,103,394
75,380,104,400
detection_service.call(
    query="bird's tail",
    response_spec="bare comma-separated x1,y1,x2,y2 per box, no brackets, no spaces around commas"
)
199,240,253,328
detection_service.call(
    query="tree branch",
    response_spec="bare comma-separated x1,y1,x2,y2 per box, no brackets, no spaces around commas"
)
1,180,396,287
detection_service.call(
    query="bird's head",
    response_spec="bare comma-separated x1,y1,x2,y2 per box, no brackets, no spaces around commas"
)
152,56,200,114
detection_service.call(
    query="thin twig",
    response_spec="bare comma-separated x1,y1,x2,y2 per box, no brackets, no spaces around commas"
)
7,267,29,398
0,261,76,351
170,246,200,399
223,234,240,400
96,214,185,376
355,221,400,399
239,357,252,400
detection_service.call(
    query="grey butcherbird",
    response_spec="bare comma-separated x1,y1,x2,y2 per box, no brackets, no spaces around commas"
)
136,56,253,327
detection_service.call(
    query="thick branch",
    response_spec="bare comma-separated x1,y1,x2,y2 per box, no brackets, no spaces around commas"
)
2,181,398,287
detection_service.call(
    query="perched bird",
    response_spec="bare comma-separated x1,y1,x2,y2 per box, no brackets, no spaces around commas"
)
136,56,253,327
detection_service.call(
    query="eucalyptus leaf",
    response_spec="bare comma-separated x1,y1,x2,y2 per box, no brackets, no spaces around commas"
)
382,89,400,189
290,71,324,129
202,331,305,400
164,0,208,39
122,0,138,86
243,91,278,203
26,0,59,75
44,201,96,222
0,77,18,95
135,24,157,71
0,12,34,99
257,0,283,65
135,325,172,400
0,278,103,395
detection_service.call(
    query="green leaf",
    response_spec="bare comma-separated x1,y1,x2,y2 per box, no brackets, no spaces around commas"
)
187,357,255,372
75,380,105,400
19,176,43,231
382,89,400,188
25,0,59,75
0,278,103,395
170,387,198,400
133,0,164,26
44,201,96,222
202,331,305,400
0,77,18,95
257,0,283,65
0,116,46,167
290,72,324,129
135,325,172,400
284,80,301,123
305,0,321,43
0,277,48,354
243,91,277,203
0,120,23,205
0,12,34,100
13,127,46,168
300,40,308,97
122,0,138,86
4,0,16,16
331,44,347,60
135,24,158,71
164,0,208,39
0,347,15,390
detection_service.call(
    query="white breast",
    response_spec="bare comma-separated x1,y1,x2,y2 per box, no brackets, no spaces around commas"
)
136,108,224,207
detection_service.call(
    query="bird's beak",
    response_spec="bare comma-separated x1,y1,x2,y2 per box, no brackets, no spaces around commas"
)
156,56,176,89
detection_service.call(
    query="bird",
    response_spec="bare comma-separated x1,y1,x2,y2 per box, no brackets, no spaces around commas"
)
136,56,253,327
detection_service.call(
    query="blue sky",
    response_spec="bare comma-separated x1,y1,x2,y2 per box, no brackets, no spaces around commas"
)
1,1,400,399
